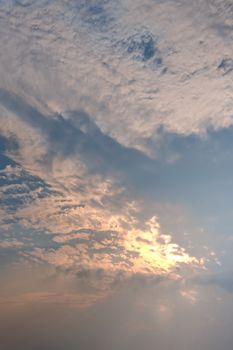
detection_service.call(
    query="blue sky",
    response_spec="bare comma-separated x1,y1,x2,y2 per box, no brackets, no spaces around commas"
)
1,1,233,349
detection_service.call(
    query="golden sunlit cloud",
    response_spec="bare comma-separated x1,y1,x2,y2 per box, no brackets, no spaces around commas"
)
26,211,203,285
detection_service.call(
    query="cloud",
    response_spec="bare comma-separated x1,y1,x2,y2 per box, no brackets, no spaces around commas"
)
0,238,24,249
1,0,233,157
0,89,152,175
0,98,204,301
1,2,233,349
23,214,201,295
0,164,53,213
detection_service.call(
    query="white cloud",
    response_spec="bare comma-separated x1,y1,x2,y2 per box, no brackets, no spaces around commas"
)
0,0,233,157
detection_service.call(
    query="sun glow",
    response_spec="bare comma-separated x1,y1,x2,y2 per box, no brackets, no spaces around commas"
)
123,216,199,276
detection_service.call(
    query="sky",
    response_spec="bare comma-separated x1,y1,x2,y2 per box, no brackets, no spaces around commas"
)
1,0,233,349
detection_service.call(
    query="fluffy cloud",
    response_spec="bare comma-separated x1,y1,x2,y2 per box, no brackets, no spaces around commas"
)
0,0,233,156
